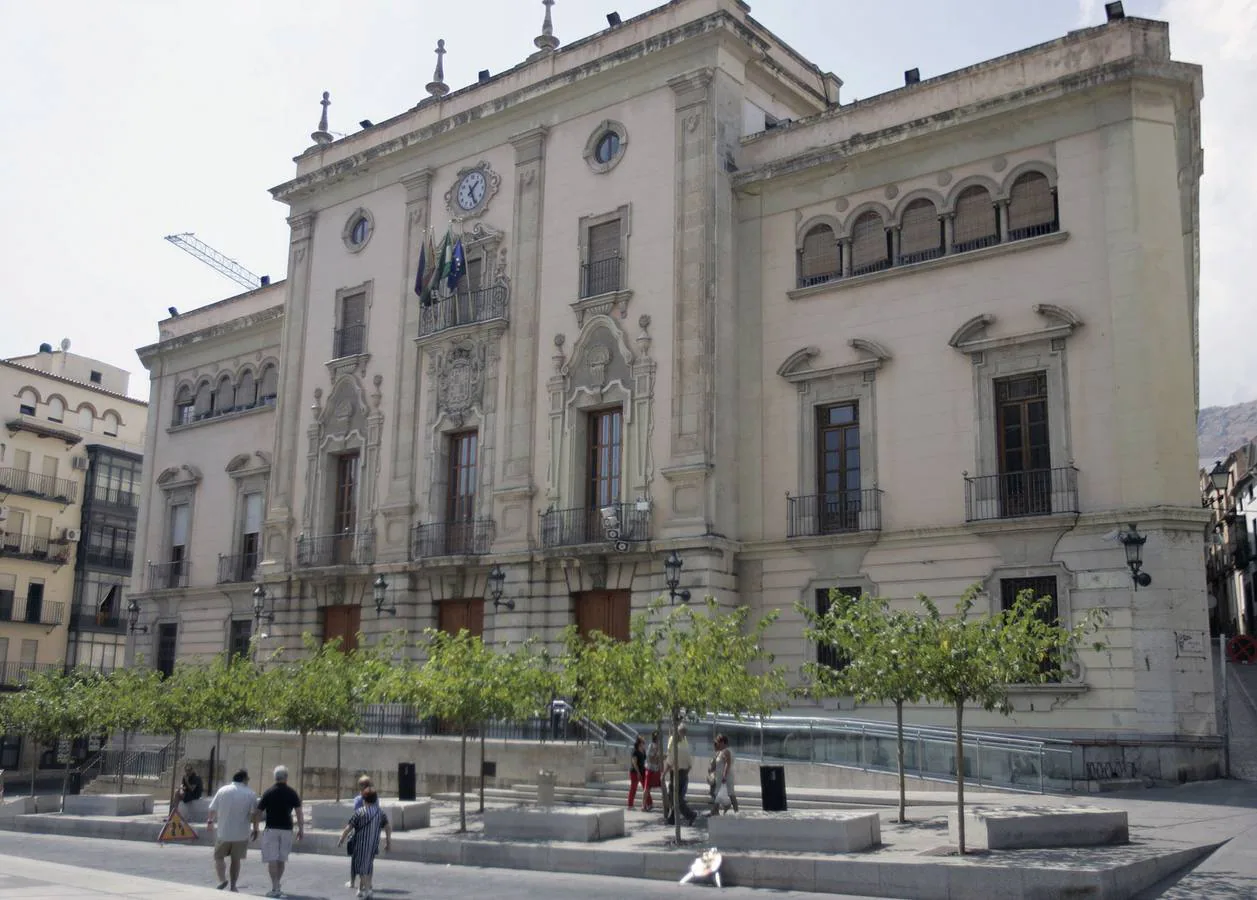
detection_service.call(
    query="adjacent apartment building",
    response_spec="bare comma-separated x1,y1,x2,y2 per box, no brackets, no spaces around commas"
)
1203,444,1257,638
128,0,1213,774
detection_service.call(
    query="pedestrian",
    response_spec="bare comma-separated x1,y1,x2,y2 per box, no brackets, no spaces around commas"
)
175,764,204,806
337,787,392,900
256,765,304,899
709,734,738,814
664,724,696,826
644,731,662,812
205,769,258,892
627,735,647,809
347,775,373,890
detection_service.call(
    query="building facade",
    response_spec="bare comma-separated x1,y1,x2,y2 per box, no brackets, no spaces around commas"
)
1203,443,1257,638
130,1,1213,767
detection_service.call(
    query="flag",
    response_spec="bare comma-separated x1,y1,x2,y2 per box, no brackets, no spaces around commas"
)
432,229,452,291
414,236,428,298
419,232,439,305
446,237,466,292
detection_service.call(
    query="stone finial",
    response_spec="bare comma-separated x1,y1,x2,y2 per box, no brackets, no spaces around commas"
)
636,314,652,358
311,91,333,145
534,0,559,53
552,333,567,372
426,40,449,98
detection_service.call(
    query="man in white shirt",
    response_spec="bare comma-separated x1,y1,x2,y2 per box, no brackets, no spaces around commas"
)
206,769,259,892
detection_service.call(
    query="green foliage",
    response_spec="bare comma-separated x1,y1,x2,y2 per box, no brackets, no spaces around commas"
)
197,653,262,736
0,669,99,746
148,664,211,738
94,665,163,737
262,634,362,736
408,629,555,728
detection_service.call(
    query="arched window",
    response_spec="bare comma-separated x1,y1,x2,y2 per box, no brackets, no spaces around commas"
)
798,224,841,287
194,382,213,419
77,405,94,432
102,412,119,437
174,385,194,426
213,375,235,415
952,185,999,252
259,365,278,405
850,211,891,275
1007,171,1057,240
898,199,943,264
18,389,37,416
47,397,65,423
237,370,257,409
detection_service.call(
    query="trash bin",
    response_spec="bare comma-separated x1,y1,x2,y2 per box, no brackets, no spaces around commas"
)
536,770,556,807
66,771,83,796
759,765,786,812
397,762,417,802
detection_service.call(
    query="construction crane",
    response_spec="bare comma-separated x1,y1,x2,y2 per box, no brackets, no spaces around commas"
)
164,233,263,291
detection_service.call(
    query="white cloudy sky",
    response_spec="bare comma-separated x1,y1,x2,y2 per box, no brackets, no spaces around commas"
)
0,0,1252,406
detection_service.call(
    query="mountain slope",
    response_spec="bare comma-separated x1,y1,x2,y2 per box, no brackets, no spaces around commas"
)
1198,398,1257,468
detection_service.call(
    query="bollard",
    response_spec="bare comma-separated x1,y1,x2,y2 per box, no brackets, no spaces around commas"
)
537,769,556,807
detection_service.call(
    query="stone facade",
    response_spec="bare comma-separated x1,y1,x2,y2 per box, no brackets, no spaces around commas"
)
129,1,1212,756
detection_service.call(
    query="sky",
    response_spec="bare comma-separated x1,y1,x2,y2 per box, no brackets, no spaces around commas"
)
0,0,1252,406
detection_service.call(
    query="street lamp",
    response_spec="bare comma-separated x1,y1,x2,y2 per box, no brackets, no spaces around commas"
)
252,584,275,638
1118,523,1152,589
1203,460,1230,507
663,550,691,604
487,564,513,610
126,597,147,634
373,574,396,616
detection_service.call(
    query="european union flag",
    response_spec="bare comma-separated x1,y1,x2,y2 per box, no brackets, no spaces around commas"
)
446,237,466,292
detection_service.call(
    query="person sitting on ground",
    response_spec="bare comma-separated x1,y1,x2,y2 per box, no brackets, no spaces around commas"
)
175,764,203,806
338,787,392,900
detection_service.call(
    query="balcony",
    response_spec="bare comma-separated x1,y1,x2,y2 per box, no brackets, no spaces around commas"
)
90,484,139,509
296,529,375,568
418,285,509,339
0,662,61,689
333,322,366,359
146,560,190,591
539,503,650,550
0,467,78,503
411,519,495,560
786,490,884,538
68,611,125,633
83,548,134,572
0,596,65,627
964,466,1079,523
217,551,259,584
580,257,622,299
0,532,72,565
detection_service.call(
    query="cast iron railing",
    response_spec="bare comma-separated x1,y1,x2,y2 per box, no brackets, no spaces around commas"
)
964,466,1079,522
580,256,622,298
797,270,841,289
418,284,509,338
0,467,78,503
786,489,883,537
539,502,649,549
217,550,259,584
146,560,189,591
1008,217,1060,243
91,484,139,508
333,322,366,359
69,611,124,633
0,532,71,564
411,519,495,559
0,662,61,688
296,529,375,567
0,597,64,627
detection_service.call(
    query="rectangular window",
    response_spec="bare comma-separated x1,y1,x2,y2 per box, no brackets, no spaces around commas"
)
3,511,24,549
13,449,30,474
19,639,36,666
168,503,189,568
89,370,102,384
999,576,1060,678
25,581,45,624
587,409,623,511
582,220,622,297
815,588,858,671
0,588,13,621
995,372,1051,516
333,453,359,534
446,432,478,524
229,620,252,659
335,292,367,358
240,492,264,578
816,403,861,533
156,623,178,677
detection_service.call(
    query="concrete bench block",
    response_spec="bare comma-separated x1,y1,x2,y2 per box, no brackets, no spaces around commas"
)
483,806,625,842
62,793,154,816
0,797,38,819
707,811,881,853
309,799,429,832
178,798,212,823
948,806,1129,850
394,800,430,831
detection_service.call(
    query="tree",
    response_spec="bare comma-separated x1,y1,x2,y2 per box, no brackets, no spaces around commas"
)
919,585,1105,854
148,664,211,806
198,652,263,792
802,591,932,823
0,670,97,805
96,666,162,792
562,598,787,844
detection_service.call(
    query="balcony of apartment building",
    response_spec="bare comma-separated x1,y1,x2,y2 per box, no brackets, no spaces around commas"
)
786,489,884,538
0,591,65,628
217,549,260,584
68,608,124,634
0,467,78,504
411,518,495,560
418,283,509,340
539,502,650,551
964,466,1079,523
88,482,139,510
82,546,133,573
0,532,72,565
296,529,376,569
0,661,61,690
145,559,190,592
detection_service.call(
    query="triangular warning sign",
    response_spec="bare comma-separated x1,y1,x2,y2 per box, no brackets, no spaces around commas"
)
157,810,198,843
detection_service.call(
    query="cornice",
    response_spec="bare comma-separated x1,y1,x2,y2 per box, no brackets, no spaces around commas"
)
137,305,285,366
0,360,147,407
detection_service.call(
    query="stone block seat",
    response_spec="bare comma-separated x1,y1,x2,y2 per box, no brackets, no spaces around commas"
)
483,806,625,842
62,794,154,817
707,810,882,853
948,806,1129,850
309,799,430,832
178,798,211,823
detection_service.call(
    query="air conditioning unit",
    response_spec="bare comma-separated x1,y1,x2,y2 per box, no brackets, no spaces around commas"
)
63,527,82,542
71,456,90,471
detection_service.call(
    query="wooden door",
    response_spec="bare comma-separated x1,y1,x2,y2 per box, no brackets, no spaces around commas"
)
575,590,631,642
438,599,485,638
321,604,361,652
995,372,1051,516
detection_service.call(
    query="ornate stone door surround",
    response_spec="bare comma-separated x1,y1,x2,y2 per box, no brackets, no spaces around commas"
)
303,373,384,543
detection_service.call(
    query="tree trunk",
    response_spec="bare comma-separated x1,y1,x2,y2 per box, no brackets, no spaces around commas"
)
60,755,71,808
30,745,38,803
478,724,486,814
168,730,182,808
671,713,682,845
458,727,468,833
117,730,129,793
896,699,907,824
336,731,342,803
954,701,966,855
298,731,308,799
213,731,222,793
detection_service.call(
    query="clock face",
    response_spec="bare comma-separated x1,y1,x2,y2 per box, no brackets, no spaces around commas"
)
456,171,486,211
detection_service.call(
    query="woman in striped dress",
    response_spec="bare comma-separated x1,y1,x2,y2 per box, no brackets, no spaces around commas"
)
337,788,392,899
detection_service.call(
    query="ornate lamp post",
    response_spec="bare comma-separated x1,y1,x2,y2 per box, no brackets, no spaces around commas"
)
664,550,691,604
251,584,275,638
373,574,396,616
126,597,147,634
1118,523,1152,590
487,564,513,610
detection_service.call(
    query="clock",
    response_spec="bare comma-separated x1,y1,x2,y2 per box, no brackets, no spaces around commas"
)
444,162,500,221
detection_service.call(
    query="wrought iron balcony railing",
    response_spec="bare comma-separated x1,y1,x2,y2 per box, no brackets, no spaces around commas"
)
83,548,134,572
333,322,366,359
296,529,376,568
90,484,139,509
411,519,495,559
146,560,190,591
964,466,1079,522
1008,217,1060,243
418,285,509,338
797,270,841,289
217,551,260,584
0,467,78,503
0,597,65,627
786,489,884,538
580,256,622,298
539,502,650,550
0,662,61,688
0,532,71,564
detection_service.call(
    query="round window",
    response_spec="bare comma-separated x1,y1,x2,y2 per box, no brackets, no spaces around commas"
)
349,216,370,246
594,131,621,165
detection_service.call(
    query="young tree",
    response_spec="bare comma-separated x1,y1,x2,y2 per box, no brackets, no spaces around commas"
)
199,652,263,791
920,585,1105,854
563,598,788,844
148,664,211,806
98,666,162,792
802,591,932,823
0,670,97,805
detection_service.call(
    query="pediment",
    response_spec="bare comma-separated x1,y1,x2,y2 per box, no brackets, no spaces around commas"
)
156,464,202,488
562,314,635,391
948,314,996,349
777,338,889,384
226,450,272,475
950,306,1081,353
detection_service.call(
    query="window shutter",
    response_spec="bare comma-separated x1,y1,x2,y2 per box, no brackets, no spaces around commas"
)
953,186,998,248
244,493,264,535
340,293,366,328
588,221,620,262
850,212,888,271
800,226,839,281
898,199,941,258
1008,172,1054,231
170,504,190,547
